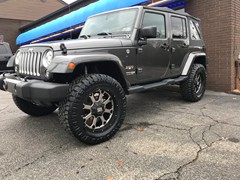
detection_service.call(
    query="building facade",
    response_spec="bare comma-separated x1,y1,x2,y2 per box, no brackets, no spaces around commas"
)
0,0,66,52
186,0,240,92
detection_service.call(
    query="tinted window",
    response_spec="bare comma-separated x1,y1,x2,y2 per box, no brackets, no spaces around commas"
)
190,20,201,40
142,12,166,38
0,44,7,54
171,16,187,39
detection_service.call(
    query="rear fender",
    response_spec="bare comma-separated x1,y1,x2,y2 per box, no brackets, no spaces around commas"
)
181,52,207,76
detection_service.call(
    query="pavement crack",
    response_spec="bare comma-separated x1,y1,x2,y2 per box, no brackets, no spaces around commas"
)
150,124,188,132
178,136,222,180
157,107,202,117
200,107,240,128
15,155,45,172
2,142,71,179
202,123,218,147
121,122,155,132
123,122,188,132
157,125,223,180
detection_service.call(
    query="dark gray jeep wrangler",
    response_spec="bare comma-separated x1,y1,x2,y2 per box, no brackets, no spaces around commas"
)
0,6,207,144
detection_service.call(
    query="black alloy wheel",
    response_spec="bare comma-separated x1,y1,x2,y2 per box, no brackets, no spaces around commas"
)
180,64,207,102
59,74,127,145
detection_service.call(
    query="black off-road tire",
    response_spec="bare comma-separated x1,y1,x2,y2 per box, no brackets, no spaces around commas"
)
58,74,127,145
180,64,207,102
12,95,57,116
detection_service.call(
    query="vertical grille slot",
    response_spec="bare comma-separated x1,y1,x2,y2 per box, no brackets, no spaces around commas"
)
18,51,42,77
36,52,41,76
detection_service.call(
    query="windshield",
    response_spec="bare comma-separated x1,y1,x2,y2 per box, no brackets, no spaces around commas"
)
79,8,138,38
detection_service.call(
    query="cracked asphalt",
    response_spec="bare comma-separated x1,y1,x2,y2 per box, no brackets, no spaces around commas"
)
1,87,240,180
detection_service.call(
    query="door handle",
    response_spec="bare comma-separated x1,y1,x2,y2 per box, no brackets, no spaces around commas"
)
180,43,189,48
161,43,169,50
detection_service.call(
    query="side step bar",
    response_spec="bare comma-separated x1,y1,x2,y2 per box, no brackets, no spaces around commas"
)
128,76,187,94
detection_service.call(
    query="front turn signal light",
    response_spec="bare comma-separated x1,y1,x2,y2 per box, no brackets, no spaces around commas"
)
68,62,75,69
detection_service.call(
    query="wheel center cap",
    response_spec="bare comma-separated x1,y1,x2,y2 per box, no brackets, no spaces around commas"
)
97,107,103,113
91,102,104,116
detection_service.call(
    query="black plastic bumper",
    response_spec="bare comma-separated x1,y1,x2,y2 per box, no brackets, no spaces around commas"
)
0,74,69,103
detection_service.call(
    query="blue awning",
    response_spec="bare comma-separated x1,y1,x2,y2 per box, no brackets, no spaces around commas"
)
16,0,149,45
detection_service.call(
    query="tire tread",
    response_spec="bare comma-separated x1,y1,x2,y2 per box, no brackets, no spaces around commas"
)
58,74,127,145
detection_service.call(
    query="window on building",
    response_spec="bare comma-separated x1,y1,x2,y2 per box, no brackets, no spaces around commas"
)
171,16,187,39
190,20,201,40
0,45,7,54
142,12,166,38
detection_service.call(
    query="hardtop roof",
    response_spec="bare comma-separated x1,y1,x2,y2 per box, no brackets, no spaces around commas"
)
142,6,200,21
89,6,200,21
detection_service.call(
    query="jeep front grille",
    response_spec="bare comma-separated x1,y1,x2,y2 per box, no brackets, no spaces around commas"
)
19,52,42,76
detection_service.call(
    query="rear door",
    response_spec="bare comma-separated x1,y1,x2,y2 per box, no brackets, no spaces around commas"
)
169,15,189,75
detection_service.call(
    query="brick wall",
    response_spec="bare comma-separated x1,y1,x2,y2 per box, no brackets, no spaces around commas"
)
0,0,65,53
232,0,240,85
0,0,65,21
0,18,32,53
186,0,236,92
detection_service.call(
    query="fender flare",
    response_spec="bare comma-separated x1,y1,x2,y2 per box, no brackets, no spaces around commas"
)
47,53,125,74
47,53,130,88
181,52,206,76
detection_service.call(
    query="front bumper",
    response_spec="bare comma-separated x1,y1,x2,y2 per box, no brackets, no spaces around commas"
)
0,74,69,103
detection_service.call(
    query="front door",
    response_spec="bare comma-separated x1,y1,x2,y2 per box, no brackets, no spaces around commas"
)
137,11,170,83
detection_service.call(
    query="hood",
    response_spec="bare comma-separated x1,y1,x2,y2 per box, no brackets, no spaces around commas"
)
21,38,132,51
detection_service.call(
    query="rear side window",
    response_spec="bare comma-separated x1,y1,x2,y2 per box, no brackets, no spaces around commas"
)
190,20,201,40
0,44,7,54
142,12,166,38
171,16,187,39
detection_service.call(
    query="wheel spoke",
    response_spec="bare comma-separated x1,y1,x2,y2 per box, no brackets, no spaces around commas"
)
83,104,92,110
82,89,114,130
103,97,111,105
104,108,112,114
83,113,92,120
98,90,104,102
100,116,106,124
194,74,202,93
89,94,96,104
90,117,97,129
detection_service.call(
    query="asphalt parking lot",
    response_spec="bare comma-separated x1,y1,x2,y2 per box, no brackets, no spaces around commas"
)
0,87,240,180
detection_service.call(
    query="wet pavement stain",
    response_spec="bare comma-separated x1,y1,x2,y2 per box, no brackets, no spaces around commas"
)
138,122,154,128
120,125,134,132
228,137,240,143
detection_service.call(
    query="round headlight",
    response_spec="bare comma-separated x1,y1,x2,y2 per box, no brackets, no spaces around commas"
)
15,51,22,65
43,49,54,68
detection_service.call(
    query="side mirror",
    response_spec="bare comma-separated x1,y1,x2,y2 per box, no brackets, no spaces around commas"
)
139,26,157,39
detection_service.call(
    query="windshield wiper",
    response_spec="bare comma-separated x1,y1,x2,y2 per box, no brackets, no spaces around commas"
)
79,35,91,39
97,32,112,37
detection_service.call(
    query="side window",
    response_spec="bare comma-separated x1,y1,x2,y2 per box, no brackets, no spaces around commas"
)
142,12,166,38
171,16,187,39
0,45,7,54
190,20,201,40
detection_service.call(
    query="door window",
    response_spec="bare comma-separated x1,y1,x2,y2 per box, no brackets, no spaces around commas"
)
142,12,166,38
171,16,187,39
